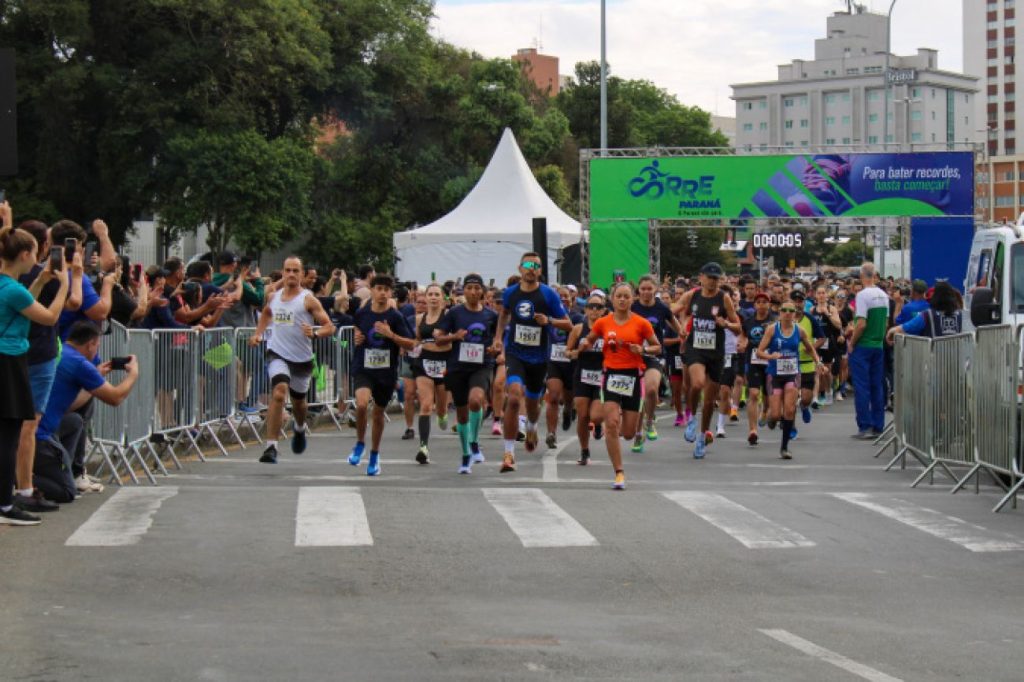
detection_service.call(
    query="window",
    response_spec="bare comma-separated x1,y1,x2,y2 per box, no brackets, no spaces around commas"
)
864,66,882,74
846,68,859,75
990,39,1000,48
1009,243,1024,313
931,88,936,98
966,93,971,103
1008,18,1017,27
887,112,894,120
742,102,754,111
784,141,794,147
931,110,937,120
800,119,808,128
1009,54,1017,64
885,134,894,142
989,20,1001,29
989,57,1000,66
799,140,808,146
911,88,920,98
868,135,879,144
868,91,880,101
869,113,879,122
911,110,923,121
842,115,851,125
825,94,837,104
759,100,767,109
842,93,850,102
842,137,851,144
759,143,768,150
826,116,836,125
785,120,794,129
743,123,753,131
825,137,836,145
966,115,970,124
911,132,923,142
784,98,794,107
1006,171,1015,180
931,133,936,142
799,96,808,106
759,122,768,130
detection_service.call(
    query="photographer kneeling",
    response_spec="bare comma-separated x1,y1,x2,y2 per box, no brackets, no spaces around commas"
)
33,321,139,502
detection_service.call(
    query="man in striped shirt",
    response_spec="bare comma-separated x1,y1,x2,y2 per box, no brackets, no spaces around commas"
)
849,263,889,439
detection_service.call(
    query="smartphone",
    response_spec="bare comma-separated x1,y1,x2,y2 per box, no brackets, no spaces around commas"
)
613,269,626,284
64,237,77,262
110,356,131,371
132,263,142,282
83,242,97,264
49,246,64,272
488,278,495,287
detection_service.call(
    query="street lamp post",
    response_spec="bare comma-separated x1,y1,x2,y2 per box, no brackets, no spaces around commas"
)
899,97,921,151
883,0,898,149
600,0,607,153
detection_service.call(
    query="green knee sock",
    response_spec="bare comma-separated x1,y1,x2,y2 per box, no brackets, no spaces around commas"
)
468,409,483,445
456,422,470,456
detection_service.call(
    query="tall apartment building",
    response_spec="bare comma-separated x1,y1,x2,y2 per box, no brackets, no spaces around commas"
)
732,8,978,152
512,48,560,96
965,0,1024,222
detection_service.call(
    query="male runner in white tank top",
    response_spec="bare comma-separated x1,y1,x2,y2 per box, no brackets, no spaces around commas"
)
250,256,334,463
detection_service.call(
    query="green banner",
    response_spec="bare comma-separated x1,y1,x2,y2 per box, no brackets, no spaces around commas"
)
589,220,648,289
590,152,973,221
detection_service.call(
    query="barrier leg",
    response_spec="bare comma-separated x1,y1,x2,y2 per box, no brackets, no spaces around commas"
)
129,444,157,485
141,440,171,475
200,423,228,457
994,477,1023,512
238,413,263,445
90,442,124,487
872,422,893,447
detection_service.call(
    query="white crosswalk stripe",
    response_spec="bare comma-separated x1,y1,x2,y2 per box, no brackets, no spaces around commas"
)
66,487,179,547
831,492,1024,553
482,488,598,548
295,487,373,547
662,491,816,549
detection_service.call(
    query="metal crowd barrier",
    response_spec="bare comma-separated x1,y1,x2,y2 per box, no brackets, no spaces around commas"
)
885,335,932,472
195,327,244,455
151,328,204,462
912,333,974,488
305,326,354,431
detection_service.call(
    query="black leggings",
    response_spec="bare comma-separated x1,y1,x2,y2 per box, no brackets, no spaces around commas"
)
0,418,24,507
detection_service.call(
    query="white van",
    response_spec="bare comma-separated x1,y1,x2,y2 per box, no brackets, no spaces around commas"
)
964,215,1024,331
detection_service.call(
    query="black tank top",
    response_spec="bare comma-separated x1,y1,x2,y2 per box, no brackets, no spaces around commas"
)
418,311,449,361
685,290,726,357
576,322,605,374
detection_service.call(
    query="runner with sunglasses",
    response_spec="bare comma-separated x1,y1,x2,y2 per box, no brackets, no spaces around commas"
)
756,298,823,460
576,282,660,490
493,253,571,473
566,292,608,466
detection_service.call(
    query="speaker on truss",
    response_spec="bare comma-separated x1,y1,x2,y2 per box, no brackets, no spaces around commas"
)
532,217,549,283
0,49,17,177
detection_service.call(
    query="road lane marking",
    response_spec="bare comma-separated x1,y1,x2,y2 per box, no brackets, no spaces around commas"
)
483,488,598,548
759,629,903,682
544,435,579,482
662,491,815,549
831,493,1024,552
295,487,373,547
66,487,179,547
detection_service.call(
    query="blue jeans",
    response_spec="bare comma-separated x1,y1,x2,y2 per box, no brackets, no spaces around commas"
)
850,346,885,433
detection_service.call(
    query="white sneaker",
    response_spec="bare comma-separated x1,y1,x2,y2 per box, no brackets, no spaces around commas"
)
716,427,727,438
76,475,103,493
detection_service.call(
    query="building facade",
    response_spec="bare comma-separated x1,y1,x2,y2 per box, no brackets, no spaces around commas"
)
512,48,560,96
732,8,978,152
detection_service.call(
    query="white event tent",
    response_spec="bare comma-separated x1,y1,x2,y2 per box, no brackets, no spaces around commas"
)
393,128,582,285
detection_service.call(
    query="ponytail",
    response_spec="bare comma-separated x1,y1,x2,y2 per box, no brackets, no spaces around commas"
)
0,225,38,263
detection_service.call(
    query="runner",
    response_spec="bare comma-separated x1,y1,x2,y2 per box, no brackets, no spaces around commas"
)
663,325,685,427
576,282,660,489
544,286,583,449
739,292,775,445
714,285,741,439
492,253,571,473
631,274,682,452
673,262,741,459
756,299,823,459
565,292,607,466
810,285,844,406
436,273,499,474
249,257,335,464
411,283,452,465
789,289,825,436
347,275,416,476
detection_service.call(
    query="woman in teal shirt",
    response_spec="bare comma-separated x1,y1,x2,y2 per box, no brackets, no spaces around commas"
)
0,206,70,526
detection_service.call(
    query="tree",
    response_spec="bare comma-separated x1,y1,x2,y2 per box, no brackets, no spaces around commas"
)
823,237,866,267
155,130,315,254
659,228,736,279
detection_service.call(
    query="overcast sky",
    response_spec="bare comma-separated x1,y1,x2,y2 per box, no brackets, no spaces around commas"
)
432,0,964,116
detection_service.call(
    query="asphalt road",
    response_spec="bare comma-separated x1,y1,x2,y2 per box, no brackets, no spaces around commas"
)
4,401,1024,681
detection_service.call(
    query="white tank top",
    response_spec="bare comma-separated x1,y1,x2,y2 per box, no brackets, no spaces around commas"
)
267,289,314,362
725,328,738,355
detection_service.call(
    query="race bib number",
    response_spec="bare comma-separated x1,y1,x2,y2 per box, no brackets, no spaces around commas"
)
674,355,684,371
581,369,602,386
273,310,293,326
776,356,798,375
693,330,716,350
606,373,636,397
458,343,484,364
724,354,732,369
365,348,390,369
514,324,542,347
423,359,446,378
751,355,768,366
550,343,568,362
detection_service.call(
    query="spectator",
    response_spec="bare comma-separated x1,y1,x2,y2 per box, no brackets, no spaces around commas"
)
52,219,114,340
893,279,930,326
351,264,375,306
211,252,265,329
0,202,70,525
141,269,187,330
849,263,889,439
108,255,152,327
33,321,139,501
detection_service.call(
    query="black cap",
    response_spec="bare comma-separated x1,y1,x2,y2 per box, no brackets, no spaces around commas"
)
463,273,484,287
790,289,806,301
700,262,724,278
219,250,238,267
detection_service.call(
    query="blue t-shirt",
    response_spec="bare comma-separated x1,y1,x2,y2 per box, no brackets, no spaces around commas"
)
0,274,35,356
58,273,101,340
894,299,929,326
352,306,411,377
440,304,499,371
37,344,105,439
501,283,567,364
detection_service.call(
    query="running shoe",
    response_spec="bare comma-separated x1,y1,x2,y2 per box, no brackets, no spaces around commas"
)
238,402,261,415
801,405,812,424
367,453,381,476
545,433,558,449
684,409,693,423
779,449,792,460
835,391,844,402
458,455,472,475
684,416,698,443
401,428,415,440
811,400,820,411
259,444,278,464
694,438,706,459
562,407,573,432
631,433,644,453
716,426,727,439
0,506,41,526
524,430,538,453
748,431,758,446
646,420,658,441
704,430,714,446
438,413,449,431
415,445,430,465
729,407,739,422
674,414,685,427
790,428,798,441
767,418,778,430
738,399,746,409
470,444,485,463
758,416,767,428
291,425,307,454
577,448,590,465
500,452,516,473
347,442,365,466
491,420,502,436
593,423,603,440
612,471,626,490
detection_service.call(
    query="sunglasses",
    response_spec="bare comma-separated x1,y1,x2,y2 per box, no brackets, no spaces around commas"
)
586,303,605,310
520,261,541,270
780,307,797,313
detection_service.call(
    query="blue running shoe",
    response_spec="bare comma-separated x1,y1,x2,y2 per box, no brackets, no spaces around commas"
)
348,442,365,466
801,405,812,424
291,425,307,454
684,416,698,443
694,437,706,459
367,452,381,476
790,428,798,441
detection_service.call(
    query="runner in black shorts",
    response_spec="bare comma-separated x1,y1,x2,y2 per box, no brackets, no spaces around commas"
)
566,292,607,465
663,326,685,427
544,286,584,449
740,292,775,445
631,275,683,452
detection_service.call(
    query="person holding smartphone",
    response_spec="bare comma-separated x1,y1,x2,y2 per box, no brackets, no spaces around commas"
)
0,202,71,525
52,220,114,341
